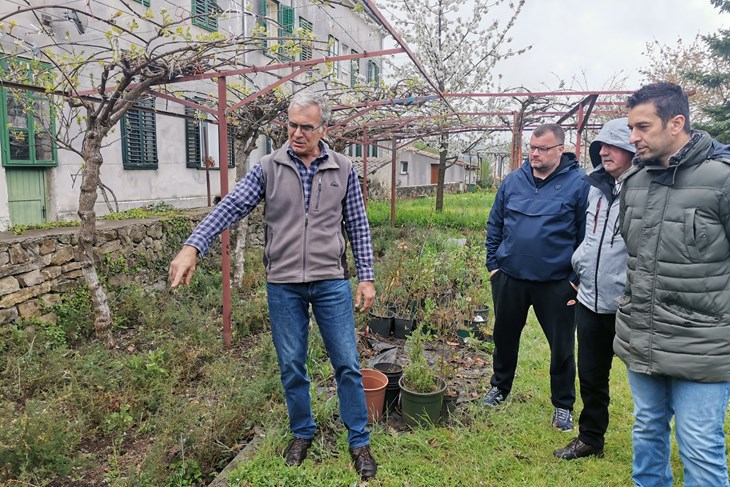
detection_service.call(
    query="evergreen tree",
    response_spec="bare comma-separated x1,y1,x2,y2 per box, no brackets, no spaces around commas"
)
691,0,730,141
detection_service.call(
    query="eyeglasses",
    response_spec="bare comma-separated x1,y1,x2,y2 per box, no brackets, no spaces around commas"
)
287,121,325,134
526,143,563,154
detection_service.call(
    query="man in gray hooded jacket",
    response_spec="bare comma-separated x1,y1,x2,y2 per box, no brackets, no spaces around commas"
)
554,117,634,461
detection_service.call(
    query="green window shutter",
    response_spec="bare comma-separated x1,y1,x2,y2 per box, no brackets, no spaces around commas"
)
258,0,268,48
355,144,362,157
278,5,294,60
122,97,158,170
228,131,235,168
185,105,202,168
192,0,218,32
298,17,312,61
279,5,294,39
350,50,359,87
133,0,151,6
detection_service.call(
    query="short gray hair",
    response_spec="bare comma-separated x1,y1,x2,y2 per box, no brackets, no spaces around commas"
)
289,92,332,126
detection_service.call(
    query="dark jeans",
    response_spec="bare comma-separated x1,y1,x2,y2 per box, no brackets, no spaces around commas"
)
489,272,576,409
575,302,616,449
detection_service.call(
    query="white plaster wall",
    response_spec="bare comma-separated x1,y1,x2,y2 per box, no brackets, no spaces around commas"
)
1,0,384,225
368,149,473,190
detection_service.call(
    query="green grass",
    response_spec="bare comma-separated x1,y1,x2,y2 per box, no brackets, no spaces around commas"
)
0,191,715,485
367,190,496,230
227,312,637,486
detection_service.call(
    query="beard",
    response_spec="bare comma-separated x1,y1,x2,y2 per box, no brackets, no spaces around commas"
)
635,155,663,167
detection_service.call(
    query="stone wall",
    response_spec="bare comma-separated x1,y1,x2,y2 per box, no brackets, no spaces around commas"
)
393,182,463,200
367,181,464,201
0,207,265,325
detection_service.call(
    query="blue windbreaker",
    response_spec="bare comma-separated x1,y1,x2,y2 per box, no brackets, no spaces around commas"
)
486,153,589,282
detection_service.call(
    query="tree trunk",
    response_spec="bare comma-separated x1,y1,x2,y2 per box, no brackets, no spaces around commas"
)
232,216,249,287
435,133,448,212
232,134,259,287
78,127,113,338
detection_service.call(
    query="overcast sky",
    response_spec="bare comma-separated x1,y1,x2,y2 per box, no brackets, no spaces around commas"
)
494,0,727,91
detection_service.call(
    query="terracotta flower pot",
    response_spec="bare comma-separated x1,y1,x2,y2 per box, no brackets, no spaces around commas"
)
361,368,388,423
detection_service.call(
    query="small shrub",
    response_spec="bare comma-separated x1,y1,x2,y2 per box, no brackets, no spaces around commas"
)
402,328,439,393
0,400,81,481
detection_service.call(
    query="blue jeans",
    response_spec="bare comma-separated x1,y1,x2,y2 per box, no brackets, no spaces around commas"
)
266,279,369,448
627,369,730,487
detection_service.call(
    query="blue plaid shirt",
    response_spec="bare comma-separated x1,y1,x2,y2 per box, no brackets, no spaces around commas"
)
186,142,375,282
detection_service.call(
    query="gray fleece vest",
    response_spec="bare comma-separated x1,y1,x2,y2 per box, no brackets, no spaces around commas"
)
260,145,351,283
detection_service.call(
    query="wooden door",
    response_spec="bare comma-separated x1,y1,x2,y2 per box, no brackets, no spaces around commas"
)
6,168,46,226
430,164,439,184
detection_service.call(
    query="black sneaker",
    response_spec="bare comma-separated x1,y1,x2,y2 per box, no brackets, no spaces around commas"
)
554,437,604,460
350,445,377,480
482,386,507,407
284,437,313,466
552,407,574,432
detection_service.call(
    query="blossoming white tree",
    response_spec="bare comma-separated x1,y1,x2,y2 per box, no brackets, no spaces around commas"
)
382,0,529,210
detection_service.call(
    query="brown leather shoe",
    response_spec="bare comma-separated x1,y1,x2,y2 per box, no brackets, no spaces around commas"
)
284,437,313,466
350,445,377,480
554,437,604,460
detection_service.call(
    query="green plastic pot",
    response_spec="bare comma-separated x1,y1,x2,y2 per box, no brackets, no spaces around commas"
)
399,376,446,428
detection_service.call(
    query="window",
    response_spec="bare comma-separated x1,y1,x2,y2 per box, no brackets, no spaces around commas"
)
260,0,279,51
132,0,150,6
350,50,359,87
367,60,380,84
0,59,57,167
341,43,350,84
400,161,408,174
121,97,158,170
328,35,340,77
299,17,313,61
192,0,219,31
264,136,273,155
185,103,235,169
1,89,56,167
355,144,362,157
368,144,378,157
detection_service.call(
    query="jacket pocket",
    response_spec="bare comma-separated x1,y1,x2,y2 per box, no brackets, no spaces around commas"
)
264,228,274,272
683,208,703,261
617,293,632,317
506,198,564,217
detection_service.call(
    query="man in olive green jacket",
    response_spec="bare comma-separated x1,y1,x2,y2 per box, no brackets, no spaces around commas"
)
615,82,730,487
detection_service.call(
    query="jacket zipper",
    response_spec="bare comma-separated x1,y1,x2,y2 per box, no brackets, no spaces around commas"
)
303,211,308,281
594,201,611,313
647,190,672,366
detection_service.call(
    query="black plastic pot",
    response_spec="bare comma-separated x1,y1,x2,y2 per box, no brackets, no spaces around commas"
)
368,311,394,338
373,362,403,413
393,316,415,339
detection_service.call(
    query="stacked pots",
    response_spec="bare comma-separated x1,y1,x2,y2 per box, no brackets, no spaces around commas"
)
373,362,403,413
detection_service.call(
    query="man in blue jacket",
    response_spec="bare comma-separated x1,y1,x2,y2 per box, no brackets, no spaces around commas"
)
483,123,589,433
